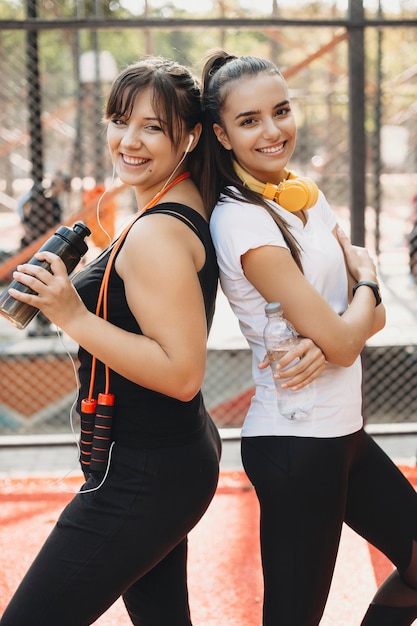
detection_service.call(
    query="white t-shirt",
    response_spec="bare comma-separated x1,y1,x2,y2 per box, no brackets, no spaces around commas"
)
210,189,363,438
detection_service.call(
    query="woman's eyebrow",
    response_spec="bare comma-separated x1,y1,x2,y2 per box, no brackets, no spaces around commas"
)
234,100,289,121
235,109,260,121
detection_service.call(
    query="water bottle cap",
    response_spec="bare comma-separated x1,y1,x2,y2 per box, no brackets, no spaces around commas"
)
265,302,282,316
73,221,91,238
55,221,91,256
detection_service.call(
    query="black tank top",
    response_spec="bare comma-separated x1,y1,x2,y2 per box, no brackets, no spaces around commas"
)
73,203,219,448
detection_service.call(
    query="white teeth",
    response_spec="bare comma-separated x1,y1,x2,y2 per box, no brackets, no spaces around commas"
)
259,145,284,154
123,155,148,165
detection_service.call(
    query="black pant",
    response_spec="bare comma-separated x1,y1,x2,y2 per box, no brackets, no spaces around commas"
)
242,429,417,626
1,418,221,626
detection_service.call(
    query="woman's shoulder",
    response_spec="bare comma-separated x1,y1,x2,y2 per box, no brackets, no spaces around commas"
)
143,202,210,230
136,203,215,265
211,190,269,226
210,193,288,259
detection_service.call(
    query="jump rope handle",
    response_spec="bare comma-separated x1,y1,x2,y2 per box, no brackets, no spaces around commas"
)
89,393,115,472
80,398,97,471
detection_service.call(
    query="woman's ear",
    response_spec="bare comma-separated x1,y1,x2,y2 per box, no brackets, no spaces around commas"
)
184,123,202,153
213,123,232,151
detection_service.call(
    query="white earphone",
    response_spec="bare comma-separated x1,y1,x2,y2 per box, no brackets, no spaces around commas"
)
184,134,194,154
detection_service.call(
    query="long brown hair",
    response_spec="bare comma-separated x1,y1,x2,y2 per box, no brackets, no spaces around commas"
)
200,49,303,271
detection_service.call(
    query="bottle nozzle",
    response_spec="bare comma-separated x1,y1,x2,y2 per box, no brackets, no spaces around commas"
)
73,222,91,238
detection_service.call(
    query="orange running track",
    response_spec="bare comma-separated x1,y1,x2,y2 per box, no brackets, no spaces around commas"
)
1,468,417,625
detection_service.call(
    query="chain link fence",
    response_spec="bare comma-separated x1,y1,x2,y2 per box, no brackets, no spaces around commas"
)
0,0,417,437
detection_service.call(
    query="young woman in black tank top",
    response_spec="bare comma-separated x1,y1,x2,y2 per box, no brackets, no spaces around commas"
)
0,57,223,626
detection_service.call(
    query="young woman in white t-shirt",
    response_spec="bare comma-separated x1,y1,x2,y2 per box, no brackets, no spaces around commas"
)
201,49,417,626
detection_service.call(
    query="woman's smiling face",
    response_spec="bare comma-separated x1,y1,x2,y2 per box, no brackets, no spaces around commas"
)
107,86,185,195
213,72,297,184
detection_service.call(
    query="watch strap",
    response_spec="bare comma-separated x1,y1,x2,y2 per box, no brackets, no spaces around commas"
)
352,280,381,307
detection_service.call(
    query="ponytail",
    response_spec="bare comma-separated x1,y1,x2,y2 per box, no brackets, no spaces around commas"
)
200,49,303,271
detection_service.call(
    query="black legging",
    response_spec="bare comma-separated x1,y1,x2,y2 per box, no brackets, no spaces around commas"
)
242,429,417,626
1,418,221,626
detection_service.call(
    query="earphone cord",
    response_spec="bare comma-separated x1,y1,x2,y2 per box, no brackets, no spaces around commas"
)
87,171,191,399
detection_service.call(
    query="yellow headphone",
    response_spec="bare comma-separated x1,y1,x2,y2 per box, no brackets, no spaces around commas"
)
233,160,318,213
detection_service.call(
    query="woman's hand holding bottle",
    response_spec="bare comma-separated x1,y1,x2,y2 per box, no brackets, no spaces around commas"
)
259,336,326,390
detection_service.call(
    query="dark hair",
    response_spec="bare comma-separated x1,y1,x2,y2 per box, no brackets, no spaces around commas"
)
200,49,303,269
105,56,204,189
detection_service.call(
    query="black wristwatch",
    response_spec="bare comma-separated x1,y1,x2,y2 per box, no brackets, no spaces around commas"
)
352,281,382,307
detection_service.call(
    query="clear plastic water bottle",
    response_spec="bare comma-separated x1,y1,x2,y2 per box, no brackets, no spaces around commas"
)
263,301,314,420
0,221,91,330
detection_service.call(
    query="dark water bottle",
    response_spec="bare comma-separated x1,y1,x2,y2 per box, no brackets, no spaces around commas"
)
0,221,91,330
